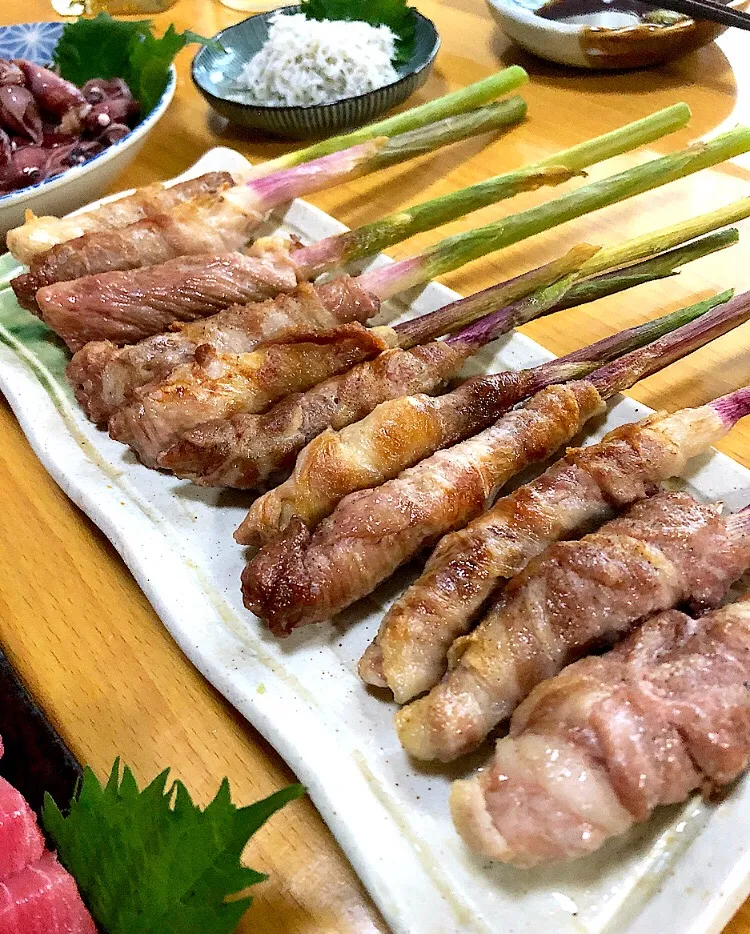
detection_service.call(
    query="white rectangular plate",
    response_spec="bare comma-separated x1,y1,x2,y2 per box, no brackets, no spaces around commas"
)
1,147,750,934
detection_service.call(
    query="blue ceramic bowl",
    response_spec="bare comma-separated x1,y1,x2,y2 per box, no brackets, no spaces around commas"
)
0,20,64,62
192,6,440,139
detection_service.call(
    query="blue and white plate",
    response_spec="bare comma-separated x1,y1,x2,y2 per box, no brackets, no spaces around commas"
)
0,21,64,66
0,22,176,245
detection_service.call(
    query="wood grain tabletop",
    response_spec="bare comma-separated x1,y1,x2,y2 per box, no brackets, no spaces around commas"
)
1,0,750,931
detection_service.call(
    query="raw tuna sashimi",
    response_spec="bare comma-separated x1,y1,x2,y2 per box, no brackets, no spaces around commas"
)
0,850,97,934
0,775,44,880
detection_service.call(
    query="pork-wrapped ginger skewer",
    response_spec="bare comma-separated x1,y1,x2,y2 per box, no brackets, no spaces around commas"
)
5,172,235,265
69,197,740,429
397,487,750,761
6,67,528,263
110,247,597,467
160,219,743,488
12,101,528,299
34,110,736,351
241,290,750,636
362,384,750,704
33,157,575,350
237,283,733,546
451,592,750,867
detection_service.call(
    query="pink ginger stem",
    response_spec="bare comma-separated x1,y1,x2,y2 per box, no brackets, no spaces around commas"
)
590,290,748,398
228,139,386,214
711,386,750,427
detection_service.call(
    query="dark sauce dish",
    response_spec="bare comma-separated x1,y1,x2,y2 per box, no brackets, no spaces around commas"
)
192,5,440,139
0,645,81,819
485,0,748,67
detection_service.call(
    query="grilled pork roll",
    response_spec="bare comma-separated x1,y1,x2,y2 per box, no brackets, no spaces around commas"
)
452,593,750,867
67,277,379,424
35,238,301,351
6,171,234,263
397,492,750,762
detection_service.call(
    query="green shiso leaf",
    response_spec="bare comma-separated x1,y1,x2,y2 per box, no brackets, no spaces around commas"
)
51,14,151,86
42,758,304,934
52,13,215,116
300,0,418,63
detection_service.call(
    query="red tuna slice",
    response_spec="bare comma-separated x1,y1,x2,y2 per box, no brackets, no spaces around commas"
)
0,776,44,880
0,850,96,933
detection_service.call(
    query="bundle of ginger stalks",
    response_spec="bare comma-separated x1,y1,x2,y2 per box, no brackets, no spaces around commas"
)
5,67,530,264
14,103,696,350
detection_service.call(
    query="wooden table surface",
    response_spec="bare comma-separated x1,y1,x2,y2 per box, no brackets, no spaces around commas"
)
2,0,750,931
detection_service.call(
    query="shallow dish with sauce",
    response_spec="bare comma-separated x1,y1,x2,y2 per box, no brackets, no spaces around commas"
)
485,0,749,68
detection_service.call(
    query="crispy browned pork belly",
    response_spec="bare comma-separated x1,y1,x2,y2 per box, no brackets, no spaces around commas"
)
396,491,750,763
5,172,234,264
109,323,395,468
359,397,736,703
242,382,605,636
34,238,301,351
67,277,379,424
13,195,258,311
163,339,473,488
239,290,719,547
451,593,750,867
237,367,581,547
159,266,730,493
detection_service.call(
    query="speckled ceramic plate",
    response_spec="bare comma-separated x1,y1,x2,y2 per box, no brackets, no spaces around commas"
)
1,148,750,933
486,0,750,68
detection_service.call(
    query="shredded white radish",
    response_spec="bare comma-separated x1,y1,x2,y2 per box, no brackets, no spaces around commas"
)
232,12,399,107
